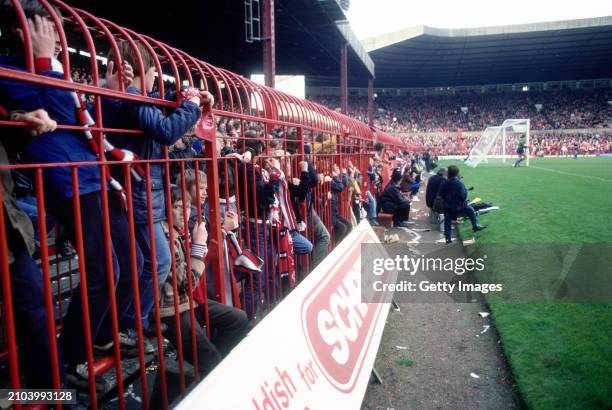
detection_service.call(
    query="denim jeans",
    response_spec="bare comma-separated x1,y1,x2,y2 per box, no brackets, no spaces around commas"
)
9,246,66,387
366,191,377,220
242,221,276,318
290,229,313,254
97,195,143,344
307,211,330,268
120,221,171,330
15,195,57,240
443,206,478,241
53,191,120,366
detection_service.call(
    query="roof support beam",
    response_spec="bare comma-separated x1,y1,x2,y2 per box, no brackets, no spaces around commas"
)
336,21,375,78
263,0,275,88
368,78,374,127
340,42,348,115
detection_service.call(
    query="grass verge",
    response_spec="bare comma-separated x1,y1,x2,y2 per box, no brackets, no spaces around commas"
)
441,157,612,409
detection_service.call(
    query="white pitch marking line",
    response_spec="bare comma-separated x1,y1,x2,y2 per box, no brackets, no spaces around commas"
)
406,229,422,244
530,166,612,183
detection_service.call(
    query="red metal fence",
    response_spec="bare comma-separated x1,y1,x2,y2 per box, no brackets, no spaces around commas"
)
0,1,408,408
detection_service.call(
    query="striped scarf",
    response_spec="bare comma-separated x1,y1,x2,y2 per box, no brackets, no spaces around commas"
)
277,177,298,231
52,58,145,207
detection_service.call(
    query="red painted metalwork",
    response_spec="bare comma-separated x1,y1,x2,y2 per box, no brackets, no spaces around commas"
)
0,179,22,410
340,43,348,115
263,0,276,88
368,78,374,127
69,167,99,405
0,1,410,409
34,169,63,399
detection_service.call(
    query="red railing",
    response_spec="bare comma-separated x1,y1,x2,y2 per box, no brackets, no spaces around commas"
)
0,1,408,409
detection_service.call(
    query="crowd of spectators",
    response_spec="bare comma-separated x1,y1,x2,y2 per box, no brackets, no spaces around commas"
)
0,1,609,406
0,2,254,400
400,133,612,156
310,88,612,132
1,1,411,401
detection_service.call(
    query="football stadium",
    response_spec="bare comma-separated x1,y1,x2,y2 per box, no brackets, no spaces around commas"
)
0,0,610,409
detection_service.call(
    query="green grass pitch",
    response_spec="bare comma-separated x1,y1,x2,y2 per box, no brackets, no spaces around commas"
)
440,157,612,409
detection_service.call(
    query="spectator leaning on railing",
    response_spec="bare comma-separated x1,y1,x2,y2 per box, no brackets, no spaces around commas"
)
103,40,210,344
0,0,142,391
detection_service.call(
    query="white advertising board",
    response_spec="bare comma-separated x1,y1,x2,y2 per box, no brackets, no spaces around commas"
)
176,221,394,410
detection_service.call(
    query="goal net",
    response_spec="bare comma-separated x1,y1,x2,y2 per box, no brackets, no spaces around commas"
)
465,119,530,168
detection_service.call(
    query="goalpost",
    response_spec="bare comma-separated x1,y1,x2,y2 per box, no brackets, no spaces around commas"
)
465,119,530,168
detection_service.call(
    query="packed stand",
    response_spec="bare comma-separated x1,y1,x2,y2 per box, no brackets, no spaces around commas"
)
310,89,612,132
400,133,612,156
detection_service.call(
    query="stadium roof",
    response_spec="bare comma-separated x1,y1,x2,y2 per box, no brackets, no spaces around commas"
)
68,0,374,84
361,17,612,88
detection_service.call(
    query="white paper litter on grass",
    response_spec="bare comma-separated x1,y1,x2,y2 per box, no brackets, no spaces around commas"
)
412,228,431,232
463,238,476,245
394,346,408,350
481,325,490,334
470,373,480,379
479,312,490,318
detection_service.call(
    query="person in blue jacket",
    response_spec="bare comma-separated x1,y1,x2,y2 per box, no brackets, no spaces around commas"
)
0,1,140,392
438,165,486,243
380,168,412,228
330,163,351,243
103,40,208,337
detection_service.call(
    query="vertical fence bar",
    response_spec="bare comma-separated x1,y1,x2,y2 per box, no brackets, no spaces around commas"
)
123,163,149,410
70,166,98,407
178,160,201,381
34,169,63,400
144,163,168,409
0,178,22,410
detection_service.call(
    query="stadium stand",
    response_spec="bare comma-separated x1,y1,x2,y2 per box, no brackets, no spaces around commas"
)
310,90,612,132
309,93,612,155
